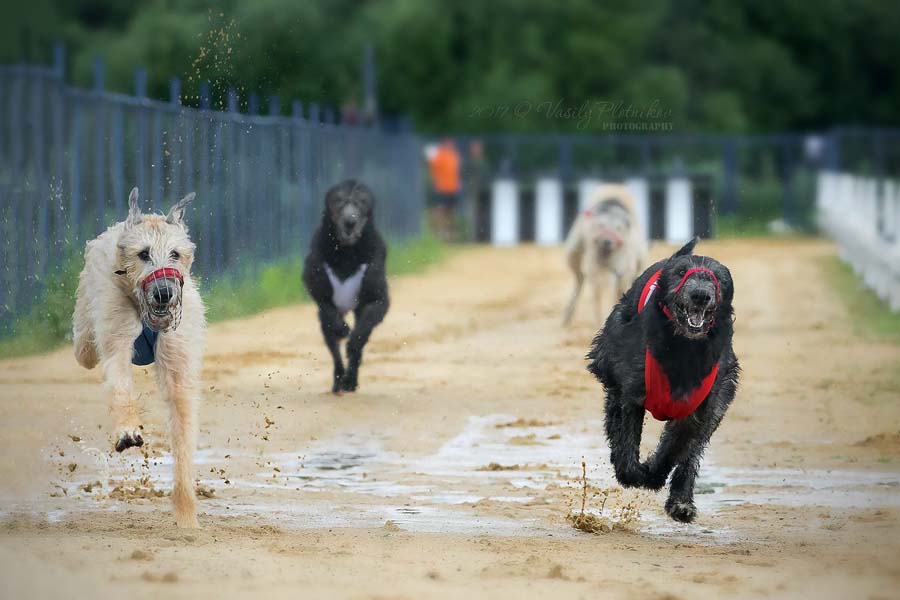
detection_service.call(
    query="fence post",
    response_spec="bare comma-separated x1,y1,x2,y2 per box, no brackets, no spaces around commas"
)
665,177,693,243
169,77,182,201
52,41,65,79
721,138,737,216
134,68,148,201
491,179,519,246
92,56,106,227
535,177,563,245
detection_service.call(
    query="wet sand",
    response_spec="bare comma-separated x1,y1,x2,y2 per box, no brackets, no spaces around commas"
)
1,239,899,599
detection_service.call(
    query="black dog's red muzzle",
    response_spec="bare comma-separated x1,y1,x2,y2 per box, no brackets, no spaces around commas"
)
643,267,718,320
141,267,184,291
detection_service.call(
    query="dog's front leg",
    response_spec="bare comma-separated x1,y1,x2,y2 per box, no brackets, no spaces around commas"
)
157,353,199,528
100,335,144,452
318,306,349,393
591,270,616,326
665,371,738,523
343,300,388,392
562,270,584,326
605,387,647,487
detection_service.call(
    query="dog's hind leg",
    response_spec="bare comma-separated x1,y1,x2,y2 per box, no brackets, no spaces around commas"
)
605,387,647,487
343,299,389,392
157,351,199,528
72,289,98,369
99,334,144,452
642,419,699,490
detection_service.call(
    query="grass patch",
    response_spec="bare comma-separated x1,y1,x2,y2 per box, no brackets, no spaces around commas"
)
0,234,448,359
0,254,82,359
715,214,773,238
824,256,900,344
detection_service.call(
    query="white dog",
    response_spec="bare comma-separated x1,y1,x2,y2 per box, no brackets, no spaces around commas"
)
73,188,205,528
562,184,648,326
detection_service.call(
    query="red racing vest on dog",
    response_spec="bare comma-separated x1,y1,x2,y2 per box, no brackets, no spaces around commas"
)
637,269,719,421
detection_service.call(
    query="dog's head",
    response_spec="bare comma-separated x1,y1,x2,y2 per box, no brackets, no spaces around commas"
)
115,188,197,332
659,238,733,340
325,179,374,246
587,199,631,260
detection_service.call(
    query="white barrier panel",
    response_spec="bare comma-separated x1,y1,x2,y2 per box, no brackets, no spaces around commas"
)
491,179,519,246
535,178,563,246
578,178,602,210
665,178,693,244
817,170,900,312
625,177,650,240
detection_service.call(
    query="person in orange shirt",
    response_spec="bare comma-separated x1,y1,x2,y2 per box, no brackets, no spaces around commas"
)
427,139,461,240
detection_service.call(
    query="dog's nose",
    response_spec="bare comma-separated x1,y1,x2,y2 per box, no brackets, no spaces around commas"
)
602,239,613,251
152,286,173,305
689,288,712,307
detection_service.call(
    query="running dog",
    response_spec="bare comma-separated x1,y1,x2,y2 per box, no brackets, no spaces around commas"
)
563,184,648,326
73,188,205,528
587,238,740,523
303,180,389,393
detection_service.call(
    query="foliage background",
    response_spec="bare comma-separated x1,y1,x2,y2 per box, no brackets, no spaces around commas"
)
4,0,899,133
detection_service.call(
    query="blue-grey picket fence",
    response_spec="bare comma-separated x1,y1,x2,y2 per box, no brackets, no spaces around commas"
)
0,59,424,337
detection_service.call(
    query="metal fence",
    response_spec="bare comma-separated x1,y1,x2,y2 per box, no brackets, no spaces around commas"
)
0,55,424,336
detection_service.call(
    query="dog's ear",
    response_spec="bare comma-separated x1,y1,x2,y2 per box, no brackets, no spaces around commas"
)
125,187,142,228
166,192,196,225
672,236,699,258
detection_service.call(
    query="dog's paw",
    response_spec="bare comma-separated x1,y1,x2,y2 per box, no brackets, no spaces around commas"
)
614,464,648,488
643,469,668,491
665,498,697,523
341,373,358,392
115,430,144,453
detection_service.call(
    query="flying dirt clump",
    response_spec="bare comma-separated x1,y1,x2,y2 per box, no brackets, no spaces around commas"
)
566,461,624,534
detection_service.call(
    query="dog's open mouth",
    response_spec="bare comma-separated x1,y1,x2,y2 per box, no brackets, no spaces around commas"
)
675,304,715,336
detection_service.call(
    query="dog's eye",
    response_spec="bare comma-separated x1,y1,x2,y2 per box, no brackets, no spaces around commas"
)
138,249,150,262
170,250,180,260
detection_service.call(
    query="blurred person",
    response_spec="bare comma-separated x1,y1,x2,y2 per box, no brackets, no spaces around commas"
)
427,139,461,241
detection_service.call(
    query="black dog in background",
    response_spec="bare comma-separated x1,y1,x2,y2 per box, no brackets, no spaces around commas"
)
303,180,389,393
588,238,740,523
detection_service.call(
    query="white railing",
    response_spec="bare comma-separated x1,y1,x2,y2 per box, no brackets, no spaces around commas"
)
817,172,900,311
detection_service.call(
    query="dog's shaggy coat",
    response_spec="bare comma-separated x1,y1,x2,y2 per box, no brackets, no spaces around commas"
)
587,238,740,522
303,180,389,393
563,184,648,326
73,188,205,528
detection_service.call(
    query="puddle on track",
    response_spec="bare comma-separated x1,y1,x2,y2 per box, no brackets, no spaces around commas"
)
12,414,900,541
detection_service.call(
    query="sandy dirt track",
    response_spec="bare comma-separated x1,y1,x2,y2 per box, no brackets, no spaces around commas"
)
1,238,899,599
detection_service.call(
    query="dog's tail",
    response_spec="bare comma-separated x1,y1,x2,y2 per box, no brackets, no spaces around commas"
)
672,236,699,258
